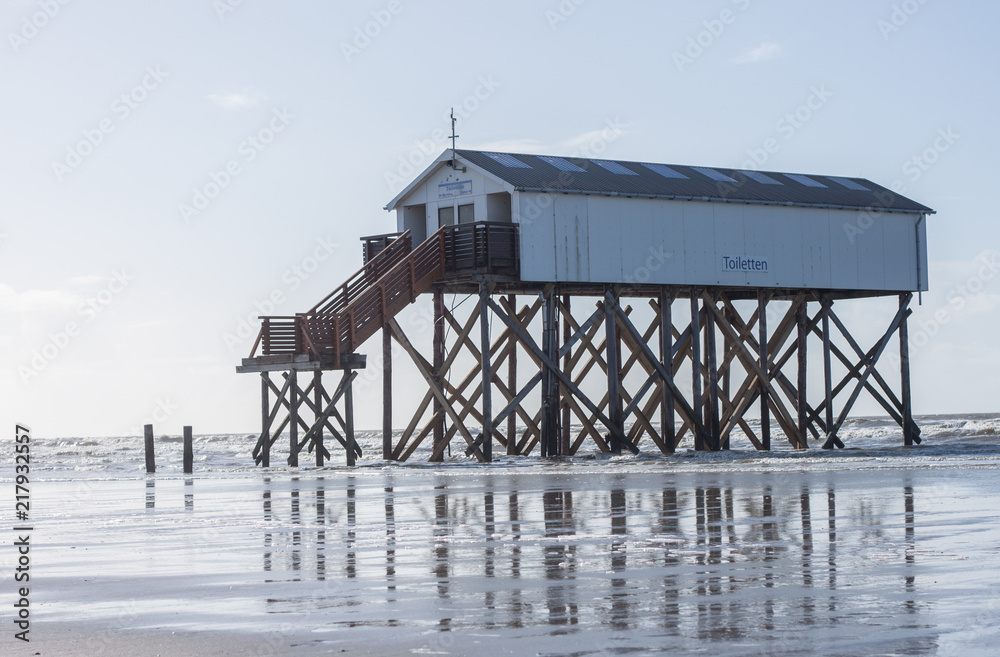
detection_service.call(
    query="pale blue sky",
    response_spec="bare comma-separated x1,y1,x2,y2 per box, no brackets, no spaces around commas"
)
2,0,997,437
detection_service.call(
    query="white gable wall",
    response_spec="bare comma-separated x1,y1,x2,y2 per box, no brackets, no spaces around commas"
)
394,164,511,239
515,192,927,292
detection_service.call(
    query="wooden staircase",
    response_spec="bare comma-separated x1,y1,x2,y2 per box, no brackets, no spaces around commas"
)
248,228,448,364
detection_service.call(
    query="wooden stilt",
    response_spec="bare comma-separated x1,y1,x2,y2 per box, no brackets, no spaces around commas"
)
758,292,771,451
480,283,493,463
345,373,356,467
288,369,299,467
506,295,518,454
144,424,155,474
561,294,572,456
431,290,445,462
899,294,916,446
605,288,623,454
183,425,193,474
261,373,271,468
705,292,721,449
796,301,809,449
540,288,559,456
315,371,325,466
383,327,393,460
822,297,836,449
691,291,705,451
660,287,675,453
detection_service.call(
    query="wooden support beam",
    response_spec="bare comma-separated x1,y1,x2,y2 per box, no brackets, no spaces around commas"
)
705,292,722,449
561,294,572,456
288,369,299,467
432,290,445,462
758,291,771,451
486,296,636,454
899,293,918,446
796,301,809,449
690,292,705,450
480,282,493,463
823,295,913,447
388,317,486,462
541,289,559,457
821,296,838,450
260,373,271,467
613,302,709,450
660,288,675,453
315,370,325,466
383,327,392,460
345,373,356,467
253,372,293,462
507,294,518,455
604,289,623,454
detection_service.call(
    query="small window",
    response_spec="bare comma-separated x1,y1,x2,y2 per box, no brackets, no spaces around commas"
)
539,156,586,172
458,203,475,224
438,206,455,227
828,176,870,191
642,163,688,179
483,152,532,168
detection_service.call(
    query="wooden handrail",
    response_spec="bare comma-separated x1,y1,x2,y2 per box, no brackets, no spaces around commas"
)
308,230,412,315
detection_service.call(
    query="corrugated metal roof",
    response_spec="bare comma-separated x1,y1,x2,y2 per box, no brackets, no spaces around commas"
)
455,150,934,215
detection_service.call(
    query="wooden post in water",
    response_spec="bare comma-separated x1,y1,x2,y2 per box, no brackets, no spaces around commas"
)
183,426,193,474
561,294,572,456
479,282,493,463
260,373,271,468
288,369,299,467
796,301,809,449
506,294,518,455
899,293,915,446
822,296,835,449
690,292,704,451
659,287,675,453
315,370,325,467
345,375,356,467
604,287,622,455
144,424,155,474
382,327,393,460
431,290,445,462
757,291,771,451
705,292,721,450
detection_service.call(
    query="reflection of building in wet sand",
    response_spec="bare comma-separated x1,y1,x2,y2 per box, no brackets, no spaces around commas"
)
258,474,928,649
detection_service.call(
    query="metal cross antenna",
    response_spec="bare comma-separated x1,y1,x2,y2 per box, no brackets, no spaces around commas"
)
450,108,466,172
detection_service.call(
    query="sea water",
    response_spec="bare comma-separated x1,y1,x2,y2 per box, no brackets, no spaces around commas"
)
4,414,1000,655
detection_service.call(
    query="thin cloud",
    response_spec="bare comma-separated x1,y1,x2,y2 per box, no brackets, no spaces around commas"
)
207,90,263,110
732,42,782,65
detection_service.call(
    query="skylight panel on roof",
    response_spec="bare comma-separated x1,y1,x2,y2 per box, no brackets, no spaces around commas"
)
693,167,737,183
784,174,827,188
741,170,783,185
592,160,639,175
483,152,532,169
828,176,870,191
642,163,689,180
539,156,586,172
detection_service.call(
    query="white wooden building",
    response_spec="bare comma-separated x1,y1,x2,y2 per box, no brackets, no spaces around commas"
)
386,149,932,294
